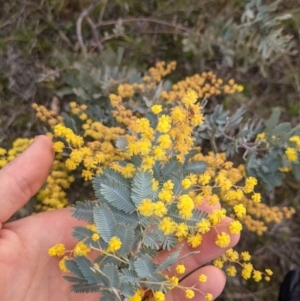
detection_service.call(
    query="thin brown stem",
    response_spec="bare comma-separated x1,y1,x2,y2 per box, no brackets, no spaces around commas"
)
96,17,198,36
76,0,99,53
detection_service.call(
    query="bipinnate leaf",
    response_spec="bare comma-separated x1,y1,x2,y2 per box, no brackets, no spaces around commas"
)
169,173,183,196
120,282,136,297
100,181,135,213
161,158,182,180
131,155,142,168
93,204,117,242
100,290,118,301
103,167,131,189
162,234,177,250
63,276,87,284
144,273,169,291
139,246,158,258
134,254,156,278
184,161,207,174
115,224,135,256
157,247,182,271
64,259,84,279
168,205,206,227
110,207,139,228
103,264,120,288
75,256,105,285
131,171,153,206
71,282,101,294
72,226,95,247
71,201,96,223
120,268,139,286
94,254,122,269
142,229,162,250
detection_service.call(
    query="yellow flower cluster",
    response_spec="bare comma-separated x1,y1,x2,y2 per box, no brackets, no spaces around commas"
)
255,132,300,173
190,151,295,235
160,72,243,103
4,63,293,300
45,90,288,300
48,243,66,257
143,61,176,85
110,94,137,126
213,248,273,281
0,138,33,168
129,289,144,301
117,83,136,98
32,103,63,126
285,135,300,162
107,236,122,253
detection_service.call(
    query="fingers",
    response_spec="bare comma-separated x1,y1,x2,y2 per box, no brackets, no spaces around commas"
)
2,208,78,247
155,199,240,300
168,265,226,301
180,217,240,270
0,136,54,223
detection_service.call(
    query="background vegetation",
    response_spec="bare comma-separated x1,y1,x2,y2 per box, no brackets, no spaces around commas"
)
1,0,300,300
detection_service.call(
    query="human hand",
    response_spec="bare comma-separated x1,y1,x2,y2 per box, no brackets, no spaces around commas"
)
0,136,239,301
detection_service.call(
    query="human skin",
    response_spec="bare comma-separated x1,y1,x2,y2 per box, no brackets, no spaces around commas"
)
0,136,239,301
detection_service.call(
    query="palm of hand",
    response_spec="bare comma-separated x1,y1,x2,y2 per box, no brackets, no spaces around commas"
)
0,137,239,301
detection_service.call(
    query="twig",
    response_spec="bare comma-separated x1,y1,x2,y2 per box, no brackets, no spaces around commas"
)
96,17,198,36
76,0,99,53
90,33,121,53
151,0,174,17
98,0,108,23
86,16,103,53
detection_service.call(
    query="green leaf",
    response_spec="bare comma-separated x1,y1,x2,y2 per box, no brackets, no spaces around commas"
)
116,136,127,151
65,259,84,279
157,247,182,271
131,155,142,168
63,276,87,284
72,226,97,247
184,149,199,165
265,108,281,133
162,234,177,250
110,207,139,228
143,273,169,291
100,290,118,300
94,254,122,269
170,173,183,196
93,204,117,242
139,246,158,258
103,168,131,190
142,230,162,250
61,112,78,134
120,268,139,286
71,201,95,223
131,171,153,206
292,163,300,181
184,161,207,174
103,264,120,288
161,158,182,180
120,282,136,297
101,181,135,213
71,283,101,294
271,122,291,136
116,224,135,256
168,205,206,227
74,256,99,284
134,254,157,278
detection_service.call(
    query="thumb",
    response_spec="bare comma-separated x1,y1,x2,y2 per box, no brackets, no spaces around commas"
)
0,135,54,223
